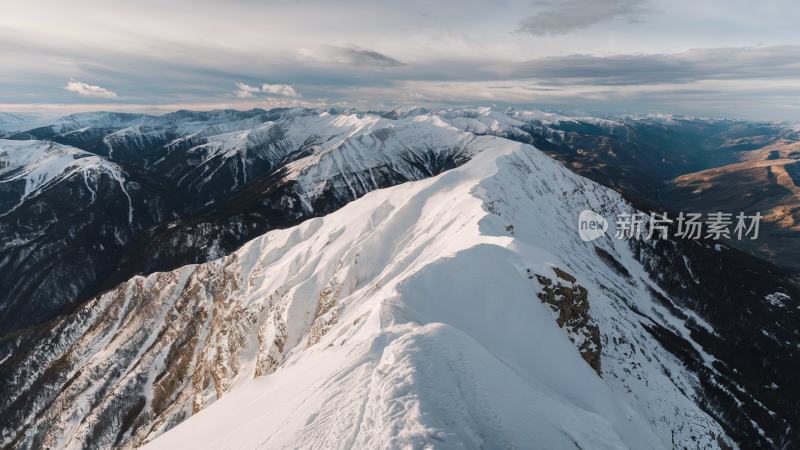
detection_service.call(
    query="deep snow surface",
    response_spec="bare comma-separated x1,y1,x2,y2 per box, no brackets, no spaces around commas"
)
137,138,728,449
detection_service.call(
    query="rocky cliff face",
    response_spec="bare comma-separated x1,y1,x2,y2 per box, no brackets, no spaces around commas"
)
535,268,602,374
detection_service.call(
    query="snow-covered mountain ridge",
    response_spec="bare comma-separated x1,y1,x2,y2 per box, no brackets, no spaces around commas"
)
0,139,182,334
0,112,482,334
0,112,54,136
1,107,798,449
0,140,126,216
1,137,741,449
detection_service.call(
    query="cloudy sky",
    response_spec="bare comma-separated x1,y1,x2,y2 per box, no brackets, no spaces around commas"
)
2,0,799,120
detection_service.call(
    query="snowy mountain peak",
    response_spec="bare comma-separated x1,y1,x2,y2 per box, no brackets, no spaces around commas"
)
1,137,733,449
140,141,733,449
0,139,124,215
1,107,796,449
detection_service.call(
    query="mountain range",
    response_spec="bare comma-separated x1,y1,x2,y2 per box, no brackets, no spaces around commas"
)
0,107,798,449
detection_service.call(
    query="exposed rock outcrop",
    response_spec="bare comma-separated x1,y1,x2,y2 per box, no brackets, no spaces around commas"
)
533,267,602,374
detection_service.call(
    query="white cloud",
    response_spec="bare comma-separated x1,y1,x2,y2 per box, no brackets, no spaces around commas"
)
234,82,259,98
235,82,300,98
64,79,118,98
260,83,300,97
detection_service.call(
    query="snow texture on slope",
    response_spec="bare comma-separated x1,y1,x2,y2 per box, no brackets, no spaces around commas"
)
0,139,125,216
0,122,734,450
127,140,727,449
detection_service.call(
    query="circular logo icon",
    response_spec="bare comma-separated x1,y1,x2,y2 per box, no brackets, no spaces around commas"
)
578,210,608,241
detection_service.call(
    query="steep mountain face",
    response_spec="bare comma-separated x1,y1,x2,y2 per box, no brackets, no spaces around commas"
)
425,107,799,270
432,107,789,200
7,113,161,155
0,140,181,332
3,106,798,336
1,138,797,449
0,112,484,334
103,114,480,286
630,236,800,448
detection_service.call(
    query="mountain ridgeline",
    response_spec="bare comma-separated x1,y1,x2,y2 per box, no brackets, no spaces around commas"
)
0,109,476,333
0,107,798,449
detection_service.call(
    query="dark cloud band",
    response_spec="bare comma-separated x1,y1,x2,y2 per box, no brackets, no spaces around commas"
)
517,0,649,36
495,46,800,85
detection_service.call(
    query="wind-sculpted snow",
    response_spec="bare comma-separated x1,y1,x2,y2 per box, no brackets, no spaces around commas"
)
0,139,735,449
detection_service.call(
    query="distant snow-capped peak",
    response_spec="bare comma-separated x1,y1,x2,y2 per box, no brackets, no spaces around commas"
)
0,139,124,215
